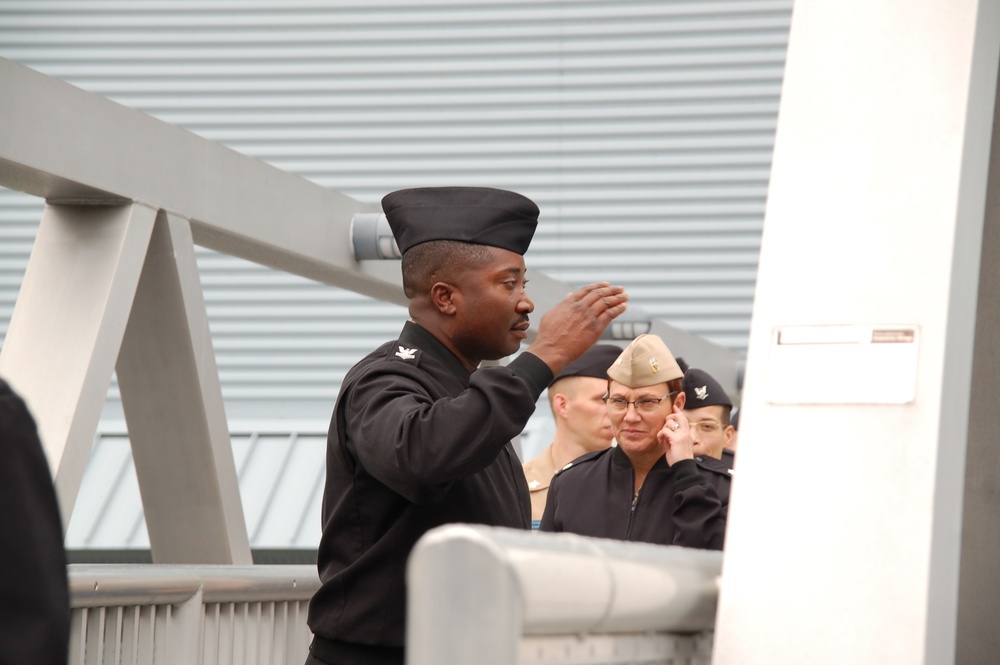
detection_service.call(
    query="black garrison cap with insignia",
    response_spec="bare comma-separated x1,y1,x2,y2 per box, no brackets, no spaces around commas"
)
683,367,733,408
550,344,622,386
382,186,539,256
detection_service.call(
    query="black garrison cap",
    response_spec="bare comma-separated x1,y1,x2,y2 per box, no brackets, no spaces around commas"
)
683,367,733,408
382,186,539,255
550,344,623,386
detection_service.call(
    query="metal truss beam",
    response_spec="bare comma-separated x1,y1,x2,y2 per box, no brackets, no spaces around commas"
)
0,203,155,522
0,57,399,306
116,212,251,564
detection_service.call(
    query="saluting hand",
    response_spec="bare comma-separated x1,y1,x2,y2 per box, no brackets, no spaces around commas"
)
527,282,628,375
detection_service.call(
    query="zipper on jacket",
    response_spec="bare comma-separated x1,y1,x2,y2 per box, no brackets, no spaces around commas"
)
625,484,640,540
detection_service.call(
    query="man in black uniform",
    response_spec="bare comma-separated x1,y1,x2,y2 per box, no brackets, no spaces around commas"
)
683,367,737,462
306,186,629,665
0,378,70,665
522,344,622,529
540,334,729,550
682,366,737,516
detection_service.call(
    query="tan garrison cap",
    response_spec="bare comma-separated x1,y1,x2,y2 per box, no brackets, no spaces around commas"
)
606,334,684,388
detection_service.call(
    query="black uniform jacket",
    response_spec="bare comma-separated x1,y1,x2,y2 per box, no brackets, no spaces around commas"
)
307,322,550,648
539,445,732,550
0,379,70,665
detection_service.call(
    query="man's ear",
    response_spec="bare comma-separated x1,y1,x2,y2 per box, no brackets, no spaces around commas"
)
672,390,686,412
430,282,458,315
552,393,569,419
724,425,736,446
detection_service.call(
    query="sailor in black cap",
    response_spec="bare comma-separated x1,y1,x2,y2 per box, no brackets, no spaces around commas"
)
540,334,728,550
522,343,622,528
307,187,629,665
683,367,737,462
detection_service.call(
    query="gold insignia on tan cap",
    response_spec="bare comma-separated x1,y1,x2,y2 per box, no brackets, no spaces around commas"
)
606,334,683,388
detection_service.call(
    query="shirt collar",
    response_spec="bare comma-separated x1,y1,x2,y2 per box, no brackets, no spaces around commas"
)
399,320,472,381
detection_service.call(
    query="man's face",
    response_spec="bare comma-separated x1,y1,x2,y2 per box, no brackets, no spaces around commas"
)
684,404,734,459
553,376,614,452
449,247,535,362
606,379,678,457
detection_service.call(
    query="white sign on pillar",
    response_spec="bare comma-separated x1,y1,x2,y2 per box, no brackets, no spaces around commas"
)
713,1,1000,664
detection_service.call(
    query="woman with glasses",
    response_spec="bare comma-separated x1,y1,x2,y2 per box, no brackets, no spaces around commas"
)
539,334,729,550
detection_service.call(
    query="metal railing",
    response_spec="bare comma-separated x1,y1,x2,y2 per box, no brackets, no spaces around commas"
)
407,525,721,665
68,565,319,665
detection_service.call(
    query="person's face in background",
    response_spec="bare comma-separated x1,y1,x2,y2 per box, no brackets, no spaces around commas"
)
606,379,681,459
684,404,734,459
550,376,614,452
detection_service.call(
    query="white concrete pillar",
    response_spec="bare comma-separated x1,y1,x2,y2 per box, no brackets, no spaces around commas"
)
714,1,1000,663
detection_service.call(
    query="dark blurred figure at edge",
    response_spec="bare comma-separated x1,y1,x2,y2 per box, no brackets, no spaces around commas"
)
305,186,629,665
0,378,70,665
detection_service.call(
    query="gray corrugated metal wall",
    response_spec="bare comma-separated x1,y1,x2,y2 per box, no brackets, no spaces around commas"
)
1,0,790,546
66,430,327,549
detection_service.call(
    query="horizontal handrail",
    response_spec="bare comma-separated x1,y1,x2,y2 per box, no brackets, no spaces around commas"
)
68,564,319,665
69,564,320,608
407,525,722,665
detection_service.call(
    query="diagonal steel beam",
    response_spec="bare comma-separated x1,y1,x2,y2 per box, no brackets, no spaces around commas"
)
0,202,156,522
116,211,252,564
0,56,400,306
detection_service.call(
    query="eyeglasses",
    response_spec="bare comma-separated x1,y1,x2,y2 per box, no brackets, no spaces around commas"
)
602,391,678,413
689,421,723,434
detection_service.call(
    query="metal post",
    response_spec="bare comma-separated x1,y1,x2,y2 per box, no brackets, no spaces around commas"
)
0,202,155,522
407,527,522,665
116,211,252,564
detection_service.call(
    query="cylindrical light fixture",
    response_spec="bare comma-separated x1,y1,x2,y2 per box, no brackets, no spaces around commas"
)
351,212,401,260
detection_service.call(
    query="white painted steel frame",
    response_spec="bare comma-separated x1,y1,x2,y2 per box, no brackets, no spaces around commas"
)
116,212,251,564
714,1,1000,664
0,203,156,520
